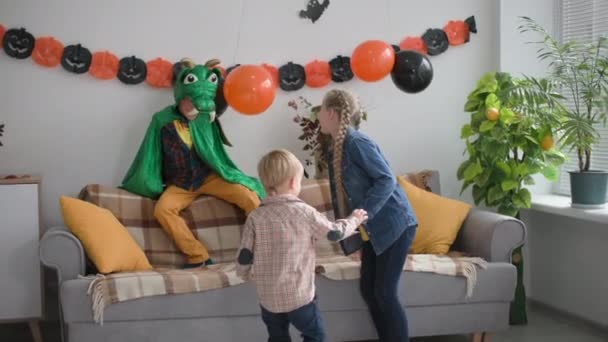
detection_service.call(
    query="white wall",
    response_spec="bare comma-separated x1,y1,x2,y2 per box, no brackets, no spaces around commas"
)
0,0,500,228
500,0,555,195
520,210,608,327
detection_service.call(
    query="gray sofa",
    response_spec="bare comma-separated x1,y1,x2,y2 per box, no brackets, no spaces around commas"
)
40,171,526,342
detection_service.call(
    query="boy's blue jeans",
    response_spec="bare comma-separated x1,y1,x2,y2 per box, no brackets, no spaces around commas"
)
260,298,325,342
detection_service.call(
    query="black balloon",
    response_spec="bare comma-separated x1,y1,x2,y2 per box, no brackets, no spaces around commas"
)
390,50,433,94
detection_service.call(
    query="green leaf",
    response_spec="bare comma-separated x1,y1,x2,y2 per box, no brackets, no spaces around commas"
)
457,160,472,180
499,107,515,124
480,120,497,132
498,204,519,217
516,163,530,177
460,180,473,195
485,93,500,108
472,185,485,206
475,169,492,187
464,99,480,112
460,124,474,139
541,165,558,181
524,176,536,185
487,185,506,205
464,160,483,181
518,188,532,207
501,180,519,192
544,150,566,165
496,161,511,176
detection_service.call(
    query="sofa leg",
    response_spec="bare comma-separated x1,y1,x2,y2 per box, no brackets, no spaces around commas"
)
471,332,492,342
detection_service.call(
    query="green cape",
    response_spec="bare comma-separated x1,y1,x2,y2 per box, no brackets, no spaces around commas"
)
121,105,265,199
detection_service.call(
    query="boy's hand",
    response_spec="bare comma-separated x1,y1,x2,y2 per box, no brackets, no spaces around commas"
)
352,209,368,225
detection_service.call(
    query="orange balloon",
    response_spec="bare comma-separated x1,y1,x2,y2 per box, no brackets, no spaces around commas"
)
261,63,279,88
224,64,276,115
351,40,395,82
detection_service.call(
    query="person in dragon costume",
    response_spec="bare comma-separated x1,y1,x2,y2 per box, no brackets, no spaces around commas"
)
121,58,265,267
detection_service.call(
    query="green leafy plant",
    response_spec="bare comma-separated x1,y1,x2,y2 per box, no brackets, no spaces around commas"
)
458,72,566,216
519,16,608,172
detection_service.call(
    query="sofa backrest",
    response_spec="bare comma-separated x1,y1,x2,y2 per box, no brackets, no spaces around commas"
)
78,170,440,267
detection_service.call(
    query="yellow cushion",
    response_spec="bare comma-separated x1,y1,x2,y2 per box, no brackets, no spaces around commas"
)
397,176,471,255
59,196,152,273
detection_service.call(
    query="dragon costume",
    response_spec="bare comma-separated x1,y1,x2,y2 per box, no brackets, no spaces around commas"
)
121,58,264,266
121,59,265,200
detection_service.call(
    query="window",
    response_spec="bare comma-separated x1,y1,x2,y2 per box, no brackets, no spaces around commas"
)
554,0,608,196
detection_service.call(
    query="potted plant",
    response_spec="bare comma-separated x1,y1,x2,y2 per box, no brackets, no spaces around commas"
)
458,71,566,216
519,17,608,208
458,71,566,325
290,96,367,179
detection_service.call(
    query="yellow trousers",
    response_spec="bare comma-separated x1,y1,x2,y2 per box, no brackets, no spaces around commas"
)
154,173,260,264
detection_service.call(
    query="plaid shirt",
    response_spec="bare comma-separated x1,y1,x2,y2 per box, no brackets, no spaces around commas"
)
236,194,359,313
161,119,211,191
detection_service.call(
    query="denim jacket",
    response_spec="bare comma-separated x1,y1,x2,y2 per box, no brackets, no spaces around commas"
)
327,128,417,255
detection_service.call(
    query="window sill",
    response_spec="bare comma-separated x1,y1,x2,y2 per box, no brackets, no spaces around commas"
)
529,194,608,224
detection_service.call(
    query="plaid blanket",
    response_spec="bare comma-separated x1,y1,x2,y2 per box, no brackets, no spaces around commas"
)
316,253,487,298
86,263,244,324
80,173,487,324
87,254,487,324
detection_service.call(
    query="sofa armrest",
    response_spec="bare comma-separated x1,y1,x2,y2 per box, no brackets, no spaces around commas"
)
40,226,86,283
452,208,527,263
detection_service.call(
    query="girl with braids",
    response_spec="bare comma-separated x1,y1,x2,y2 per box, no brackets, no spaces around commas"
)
318,89,418,342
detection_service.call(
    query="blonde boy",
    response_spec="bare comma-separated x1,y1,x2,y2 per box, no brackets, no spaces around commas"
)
236,149,367,342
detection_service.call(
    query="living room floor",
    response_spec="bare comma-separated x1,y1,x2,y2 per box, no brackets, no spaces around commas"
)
1,304,606,342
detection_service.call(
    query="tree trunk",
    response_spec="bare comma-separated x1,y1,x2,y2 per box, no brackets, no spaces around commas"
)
578,148,585,172
584,149,591,171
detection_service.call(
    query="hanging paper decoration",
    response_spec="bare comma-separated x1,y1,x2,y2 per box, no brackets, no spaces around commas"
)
32,36,64,68
117,56,147,85
61,44,92,74
351,40,395,82
225,64,241,76
89,51,119,80
421,29,449,56
399,37,427,55
305,59,331,88
465,16,477,34
444,20,470,46
0,15,477,97
329,55,353,82
299,0,330,23
391,50,434,94
261,63,279,88
2,28,35,59
224,64,276,115
145,57,173,88
278,62,306,91
0,25,5,47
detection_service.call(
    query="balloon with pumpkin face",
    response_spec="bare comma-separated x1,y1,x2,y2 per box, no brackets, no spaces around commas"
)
2,28,35,59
